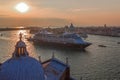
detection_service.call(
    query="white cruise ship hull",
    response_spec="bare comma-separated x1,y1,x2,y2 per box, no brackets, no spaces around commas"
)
31,39,91,50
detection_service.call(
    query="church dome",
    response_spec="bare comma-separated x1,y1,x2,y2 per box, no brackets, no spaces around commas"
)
0,57,45,80
16,40,26,47
0,33,45,80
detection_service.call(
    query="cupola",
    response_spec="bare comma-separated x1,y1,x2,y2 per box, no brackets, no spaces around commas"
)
12,33,28,57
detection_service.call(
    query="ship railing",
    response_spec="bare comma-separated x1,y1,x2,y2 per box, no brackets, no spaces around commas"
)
35,36,75,43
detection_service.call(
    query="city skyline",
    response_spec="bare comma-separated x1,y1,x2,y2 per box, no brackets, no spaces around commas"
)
0,0,120,27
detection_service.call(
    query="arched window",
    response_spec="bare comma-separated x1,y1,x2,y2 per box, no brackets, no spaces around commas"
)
18,48,21,56
21,48,24,55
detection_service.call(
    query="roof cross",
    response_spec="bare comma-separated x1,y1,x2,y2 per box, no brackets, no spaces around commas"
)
19,32,22,41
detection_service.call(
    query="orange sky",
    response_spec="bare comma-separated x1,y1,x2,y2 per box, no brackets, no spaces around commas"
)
0,0,120,27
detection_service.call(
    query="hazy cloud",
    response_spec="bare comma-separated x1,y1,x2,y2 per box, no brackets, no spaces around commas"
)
0,15,7,17
0,17,69,27
0,15,8,17
69,8,100,12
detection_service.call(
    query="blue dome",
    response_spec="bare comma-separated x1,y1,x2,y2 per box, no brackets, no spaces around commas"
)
0,56,45,80
16,40,26,47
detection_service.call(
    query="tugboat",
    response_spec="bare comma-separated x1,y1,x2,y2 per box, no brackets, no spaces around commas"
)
117,42,120,44
98,44,107,47
0,33,75,80
27,30,91,50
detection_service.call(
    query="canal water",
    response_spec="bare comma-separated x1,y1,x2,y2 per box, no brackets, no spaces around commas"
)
0,30,120,80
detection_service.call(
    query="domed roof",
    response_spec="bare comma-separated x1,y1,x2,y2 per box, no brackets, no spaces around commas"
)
15,33,26,48
16,40,26,47
70,23,74,28
0,57,45,80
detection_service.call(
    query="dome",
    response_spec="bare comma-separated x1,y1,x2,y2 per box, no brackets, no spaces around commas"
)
16,40,26,47
12,33,28,57
15,32,26,48
0,56,45,80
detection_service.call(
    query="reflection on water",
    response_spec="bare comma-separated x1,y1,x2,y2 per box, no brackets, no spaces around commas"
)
0,30,120,80
17,30,28,35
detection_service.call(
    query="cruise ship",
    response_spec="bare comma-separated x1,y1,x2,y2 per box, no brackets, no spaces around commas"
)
28,30,91,50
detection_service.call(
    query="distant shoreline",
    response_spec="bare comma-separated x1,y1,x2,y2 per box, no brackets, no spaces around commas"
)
0,27,29,31
0,27,119,37
28,26,120,37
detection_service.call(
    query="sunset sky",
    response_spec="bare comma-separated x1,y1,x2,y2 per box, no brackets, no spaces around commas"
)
0,0,120,27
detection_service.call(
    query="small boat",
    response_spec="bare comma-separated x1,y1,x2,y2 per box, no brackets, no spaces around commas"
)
0,33,3,36
98,45,107,47
117,42,120,44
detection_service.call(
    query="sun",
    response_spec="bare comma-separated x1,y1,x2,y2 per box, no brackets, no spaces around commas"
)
15,2,29,13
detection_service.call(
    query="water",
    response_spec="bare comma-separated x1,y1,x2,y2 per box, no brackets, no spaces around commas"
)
0,30,120,80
